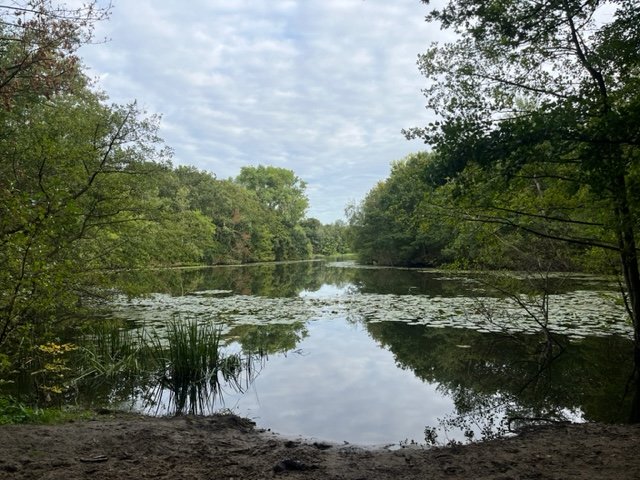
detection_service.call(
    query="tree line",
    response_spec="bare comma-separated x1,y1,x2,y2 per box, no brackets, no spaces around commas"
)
350,0,640,406
0,1,348,353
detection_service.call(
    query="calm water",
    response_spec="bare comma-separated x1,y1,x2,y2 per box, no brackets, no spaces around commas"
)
14,260,639,445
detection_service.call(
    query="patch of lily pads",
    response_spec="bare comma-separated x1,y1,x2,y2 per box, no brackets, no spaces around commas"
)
110,283,631,341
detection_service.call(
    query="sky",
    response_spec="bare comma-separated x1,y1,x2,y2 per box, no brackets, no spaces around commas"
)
79,0,448,223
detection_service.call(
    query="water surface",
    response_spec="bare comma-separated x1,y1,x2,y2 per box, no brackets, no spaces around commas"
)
93,261,635,445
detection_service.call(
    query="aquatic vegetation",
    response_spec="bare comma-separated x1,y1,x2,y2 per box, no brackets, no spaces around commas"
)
76,324,144,381
61,319,261,415
146,318,259,415
3,264,634,445
111,287,631,341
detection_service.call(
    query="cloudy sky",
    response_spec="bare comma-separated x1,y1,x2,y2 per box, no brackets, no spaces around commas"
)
80,0,447,223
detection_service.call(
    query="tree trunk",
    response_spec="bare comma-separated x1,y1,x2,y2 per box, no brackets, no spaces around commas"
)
613,173,640,422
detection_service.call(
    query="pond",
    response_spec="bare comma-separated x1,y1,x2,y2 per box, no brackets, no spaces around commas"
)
10,260,639,446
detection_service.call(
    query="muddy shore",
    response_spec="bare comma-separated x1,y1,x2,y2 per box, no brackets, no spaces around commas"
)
1,413,639,479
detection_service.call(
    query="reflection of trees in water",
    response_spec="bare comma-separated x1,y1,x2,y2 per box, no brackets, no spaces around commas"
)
106,262,637,426
110,261,504,301
225,322,308,355
112,261,359,298
111,261,620,301
365,321,636,442
112,269,209,298
351,268,617,298
349,268,468,296
71,321,265,416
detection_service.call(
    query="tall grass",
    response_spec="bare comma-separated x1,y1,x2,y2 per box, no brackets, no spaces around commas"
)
70,323,155,411
148,318,257,415
164,320,223,387
63,318,261,415
77,323,144,380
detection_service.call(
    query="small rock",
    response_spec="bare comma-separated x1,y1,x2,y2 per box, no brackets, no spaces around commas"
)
273,459,318,474
313,442,332,450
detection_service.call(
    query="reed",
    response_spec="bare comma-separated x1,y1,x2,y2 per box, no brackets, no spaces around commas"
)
76,323,144,381
164,319,222,385
149,318,253,414
72,318,259,415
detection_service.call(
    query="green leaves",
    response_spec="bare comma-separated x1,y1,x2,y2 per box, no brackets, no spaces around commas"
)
349,152,451,266
0,53,171,348
363,1,640,278
235,165,312,261
236,165,309,227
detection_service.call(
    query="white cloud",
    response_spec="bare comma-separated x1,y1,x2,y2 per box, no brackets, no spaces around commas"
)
81,0,439,222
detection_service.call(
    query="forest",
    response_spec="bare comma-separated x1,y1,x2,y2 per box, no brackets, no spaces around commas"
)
1,0,639,432
349,0,640,389
0,2,349,360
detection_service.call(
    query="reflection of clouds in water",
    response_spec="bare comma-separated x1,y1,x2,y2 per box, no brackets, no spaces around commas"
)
110,269,632,445
118,309,630,445
298,283,351,299
223,318,455,446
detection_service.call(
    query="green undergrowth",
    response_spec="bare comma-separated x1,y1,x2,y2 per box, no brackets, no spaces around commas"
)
0,395,92,425
0,317,260,417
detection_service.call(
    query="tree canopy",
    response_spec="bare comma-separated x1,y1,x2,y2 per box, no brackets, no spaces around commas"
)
0,1,349,353
352,1,639,397
348,152,452,266
404,0,640,397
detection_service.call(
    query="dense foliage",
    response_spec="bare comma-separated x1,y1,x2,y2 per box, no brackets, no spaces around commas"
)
350,0,640,402
0,2,349,355
408,0,640,298
353,2,640,273
347,152,453,266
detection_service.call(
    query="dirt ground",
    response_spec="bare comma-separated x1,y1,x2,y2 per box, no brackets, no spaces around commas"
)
1,412,639,479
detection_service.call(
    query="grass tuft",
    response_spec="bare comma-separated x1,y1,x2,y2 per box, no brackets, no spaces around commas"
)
148,318,256,414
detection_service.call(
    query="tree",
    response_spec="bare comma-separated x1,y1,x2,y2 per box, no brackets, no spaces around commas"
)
301,218,351,256
300,218,323,254
0,90,171,348
236,165,309,227
349,152,451,266
200,178,276,264
236,165,311,261
406,0,640,407
0,1,176,350
0,1,109,108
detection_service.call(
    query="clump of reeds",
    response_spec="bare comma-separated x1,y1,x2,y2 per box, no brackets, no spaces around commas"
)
76,322,144,380
165,320,221,384
72,317,259,415
149,318,255,414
